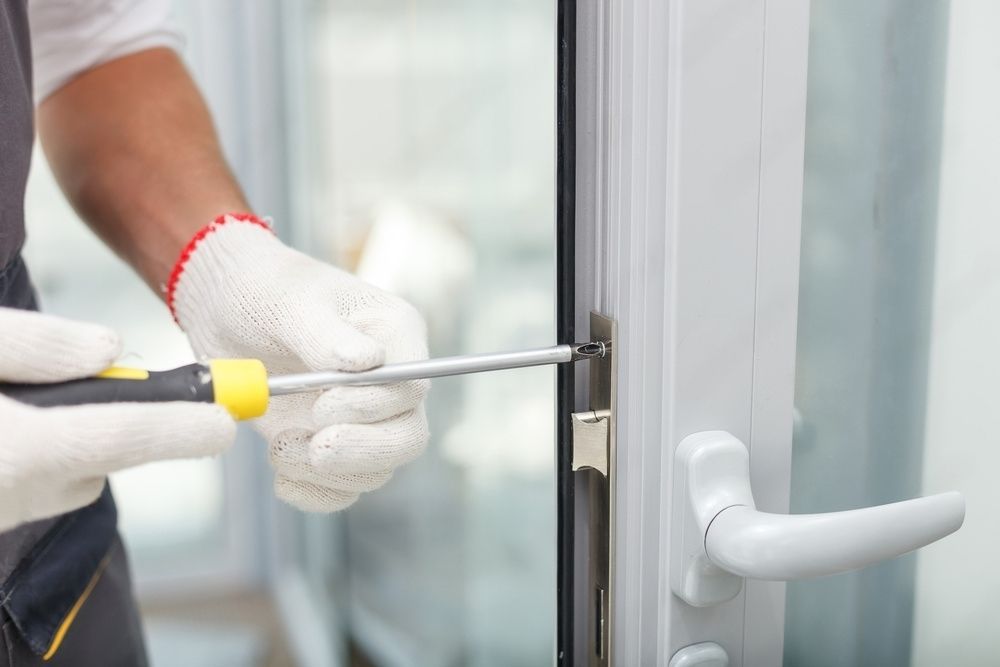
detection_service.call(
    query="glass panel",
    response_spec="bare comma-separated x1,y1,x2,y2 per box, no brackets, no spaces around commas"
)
22,159,232,572
275,2,558,665
787,1,998,665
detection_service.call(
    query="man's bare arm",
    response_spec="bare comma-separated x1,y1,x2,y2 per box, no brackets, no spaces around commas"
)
37,47,250,294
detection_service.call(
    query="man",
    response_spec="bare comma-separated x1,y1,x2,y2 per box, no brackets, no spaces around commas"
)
0,0,430,663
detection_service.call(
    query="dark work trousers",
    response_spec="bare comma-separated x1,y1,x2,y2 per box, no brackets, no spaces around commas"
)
0,536,147,667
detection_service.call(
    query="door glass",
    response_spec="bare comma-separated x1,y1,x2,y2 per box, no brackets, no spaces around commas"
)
23,130,240,586
787,1,998,665
274,2,558,665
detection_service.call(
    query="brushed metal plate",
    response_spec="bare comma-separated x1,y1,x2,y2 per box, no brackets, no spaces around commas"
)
580,311,616,665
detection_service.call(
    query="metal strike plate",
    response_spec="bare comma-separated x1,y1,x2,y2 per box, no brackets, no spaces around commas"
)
571,409,610,476
577,312,616,666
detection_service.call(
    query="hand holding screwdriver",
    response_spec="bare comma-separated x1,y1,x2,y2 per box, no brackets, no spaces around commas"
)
0,215,608,520
168,214,431,512
0,307,235,532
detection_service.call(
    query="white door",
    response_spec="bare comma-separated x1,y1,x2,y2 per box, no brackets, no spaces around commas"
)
571,0,997,664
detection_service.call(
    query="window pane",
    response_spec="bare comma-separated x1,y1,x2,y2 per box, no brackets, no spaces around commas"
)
278,2,557,664
787,1,999,665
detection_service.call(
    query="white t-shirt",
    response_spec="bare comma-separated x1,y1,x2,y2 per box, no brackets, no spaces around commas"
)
29,0,181,103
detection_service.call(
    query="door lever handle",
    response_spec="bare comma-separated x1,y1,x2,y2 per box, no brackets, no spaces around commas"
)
706,493,964,581
670,431,965,607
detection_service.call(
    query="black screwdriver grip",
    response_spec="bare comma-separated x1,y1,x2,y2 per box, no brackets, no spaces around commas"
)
0,363,215,408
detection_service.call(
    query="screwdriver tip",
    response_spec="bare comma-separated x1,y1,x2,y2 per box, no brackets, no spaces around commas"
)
571,341,608,360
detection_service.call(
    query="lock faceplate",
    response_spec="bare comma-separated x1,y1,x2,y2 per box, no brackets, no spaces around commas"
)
575,312,616,666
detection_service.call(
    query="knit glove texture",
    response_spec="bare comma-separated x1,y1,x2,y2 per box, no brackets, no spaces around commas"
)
169,215,430,512
0,307,235,532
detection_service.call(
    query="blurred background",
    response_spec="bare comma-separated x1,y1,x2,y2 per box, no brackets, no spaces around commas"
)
23,1,556,665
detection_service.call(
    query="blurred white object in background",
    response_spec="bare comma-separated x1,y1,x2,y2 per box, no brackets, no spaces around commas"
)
356,201,475,343
440,285,555,477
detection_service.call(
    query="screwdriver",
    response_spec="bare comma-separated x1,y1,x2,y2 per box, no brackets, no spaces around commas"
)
0,342,607,420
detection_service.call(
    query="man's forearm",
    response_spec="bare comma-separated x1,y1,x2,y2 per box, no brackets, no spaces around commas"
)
37,48,250,294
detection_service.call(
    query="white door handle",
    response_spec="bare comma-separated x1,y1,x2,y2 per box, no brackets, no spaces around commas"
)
670,431,965,607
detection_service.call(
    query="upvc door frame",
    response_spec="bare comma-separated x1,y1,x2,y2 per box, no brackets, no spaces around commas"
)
571,1,811,663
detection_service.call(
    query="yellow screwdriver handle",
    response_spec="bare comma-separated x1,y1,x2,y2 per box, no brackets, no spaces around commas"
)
0,359,269,421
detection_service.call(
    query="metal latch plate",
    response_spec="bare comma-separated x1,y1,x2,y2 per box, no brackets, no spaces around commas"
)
571,409,610,476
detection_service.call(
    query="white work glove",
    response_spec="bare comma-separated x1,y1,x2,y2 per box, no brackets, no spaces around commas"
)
0,307,235,532
169,214,430,512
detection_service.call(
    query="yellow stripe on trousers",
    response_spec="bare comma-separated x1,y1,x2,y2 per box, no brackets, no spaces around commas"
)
42,550,113,661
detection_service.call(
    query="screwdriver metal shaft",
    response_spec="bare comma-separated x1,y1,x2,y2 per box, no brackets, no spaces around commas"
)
267,341,606,395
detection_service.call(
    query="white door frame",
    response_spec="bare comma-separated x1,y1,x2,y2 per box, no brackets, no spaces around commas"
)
573,1,811,663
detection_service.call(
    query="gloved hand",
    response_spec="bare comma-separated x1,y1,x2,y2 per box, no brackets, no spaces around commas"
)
0,307,235,532
168,213,430,512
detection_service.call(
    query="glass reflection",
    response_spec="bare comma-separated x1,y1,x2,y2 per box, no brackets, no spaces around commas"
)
285,2,557,665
